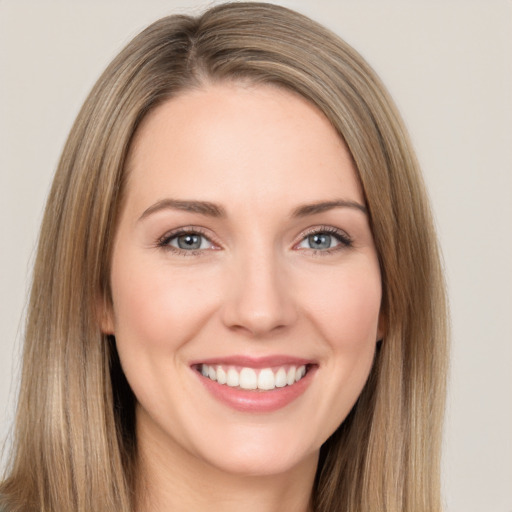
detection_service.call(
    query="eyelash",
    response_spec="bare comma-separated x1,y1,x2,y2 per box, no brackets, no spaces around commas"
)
156,226,216,257
297,225,353,255
156,225,353,256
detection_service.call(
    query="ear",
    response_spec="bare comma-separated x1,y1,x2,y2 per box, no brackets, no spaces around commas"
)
96,293,115,335
377,311,387,342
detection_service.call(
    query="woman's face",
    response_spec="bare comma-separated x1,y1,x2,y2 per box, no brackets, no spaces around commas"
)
105,83,383,477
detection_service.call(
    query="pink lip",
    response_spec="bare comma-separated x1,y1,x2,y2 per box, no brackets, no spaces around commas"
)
190,354,314,369
191,355,317,413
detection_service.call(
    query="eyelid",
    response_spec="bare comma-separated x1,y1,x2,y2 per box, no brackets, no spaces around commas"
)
156,226,221,254
155,224,352,255
293,225,353,251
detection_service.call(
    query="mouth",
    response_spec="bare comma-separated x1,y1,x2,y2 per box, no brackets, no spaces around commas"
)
191,356,317,412
193,363,312,391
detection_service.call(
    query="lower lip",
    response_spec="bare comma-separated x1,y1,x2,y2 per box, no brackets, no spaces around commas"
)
195,367,316,413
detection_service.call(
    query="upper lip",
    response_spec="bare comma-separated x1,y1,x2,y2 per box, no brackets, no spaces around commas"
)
190,355,316,369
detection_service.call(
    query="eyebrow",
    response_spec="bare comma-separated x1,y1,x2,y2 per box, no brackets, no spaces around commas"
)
138,199,226,221
291,199,367,217
138,197,367,222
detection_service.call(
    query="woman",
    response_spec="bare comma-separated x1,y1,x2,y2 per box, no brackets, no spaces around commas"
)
0,2,448,511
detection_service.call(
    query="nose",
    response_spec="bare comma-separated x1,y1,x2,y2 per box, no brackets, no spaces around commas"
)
220,248,298,337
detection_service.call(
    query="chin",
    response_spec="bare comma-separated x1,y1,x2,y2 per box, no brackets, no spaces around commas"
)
207,448,317,478
189,425,320,478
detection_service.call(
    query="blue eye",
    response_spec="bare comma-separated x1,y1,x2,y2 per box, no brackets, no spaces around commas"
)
297,229,352,252
159,230,215,252
306,233,336,250
172,233,207,250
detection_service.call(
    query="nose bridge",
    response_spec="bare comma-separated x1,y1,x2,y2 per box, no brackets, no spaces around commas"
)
222,240,297,336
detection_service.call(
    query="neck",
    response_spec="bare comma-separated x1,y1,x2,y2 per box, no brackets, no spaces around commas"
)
135,413,318,512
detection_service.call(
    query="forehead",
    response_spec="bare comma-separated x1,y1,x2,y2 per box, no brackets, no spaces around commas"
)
124,83,363,214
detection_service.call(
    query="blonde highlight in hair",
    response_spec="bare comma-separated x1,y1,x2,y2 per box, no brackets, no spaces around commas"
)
1,3,448,511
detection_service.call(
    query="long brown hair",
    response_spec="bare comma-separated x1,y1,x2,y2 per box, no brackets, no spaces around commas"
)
1,3,448,511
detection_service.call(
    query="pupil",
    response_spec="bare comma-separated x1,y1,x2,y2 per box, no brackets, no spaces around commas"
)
178,234,201,250
309,233,331,249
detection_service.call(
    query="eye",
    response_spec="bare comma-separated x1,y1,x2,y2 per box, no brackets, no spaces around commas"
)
158,228,217,254
170,233,211,250
299,233,338,250
296,227,352,252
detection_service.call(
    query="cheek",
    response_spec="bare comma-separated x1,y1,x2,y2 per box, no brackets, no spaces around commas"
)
301,262,382,348
298,263,381,433
109,253,222,355
108,254,226,425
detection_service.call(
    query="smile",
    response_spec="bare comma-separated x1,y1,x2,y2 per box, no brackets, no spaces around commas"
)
198,364,308,391
192,357,316,413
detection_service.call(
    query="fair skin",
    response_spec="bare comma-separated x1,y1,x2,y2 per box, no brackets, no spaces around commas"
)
104,82,383,512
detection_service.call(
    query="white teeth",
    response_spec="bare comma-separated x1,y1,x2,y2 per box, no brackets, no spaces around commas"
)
216,366,227,385
199,363,309,390
226,368,239,387
257,368,275,390
275,368,287,388
239,368,257,390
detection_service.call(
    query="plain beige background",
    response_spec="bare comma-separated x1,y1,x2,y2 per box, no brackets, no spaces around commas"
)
1,1,511,510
